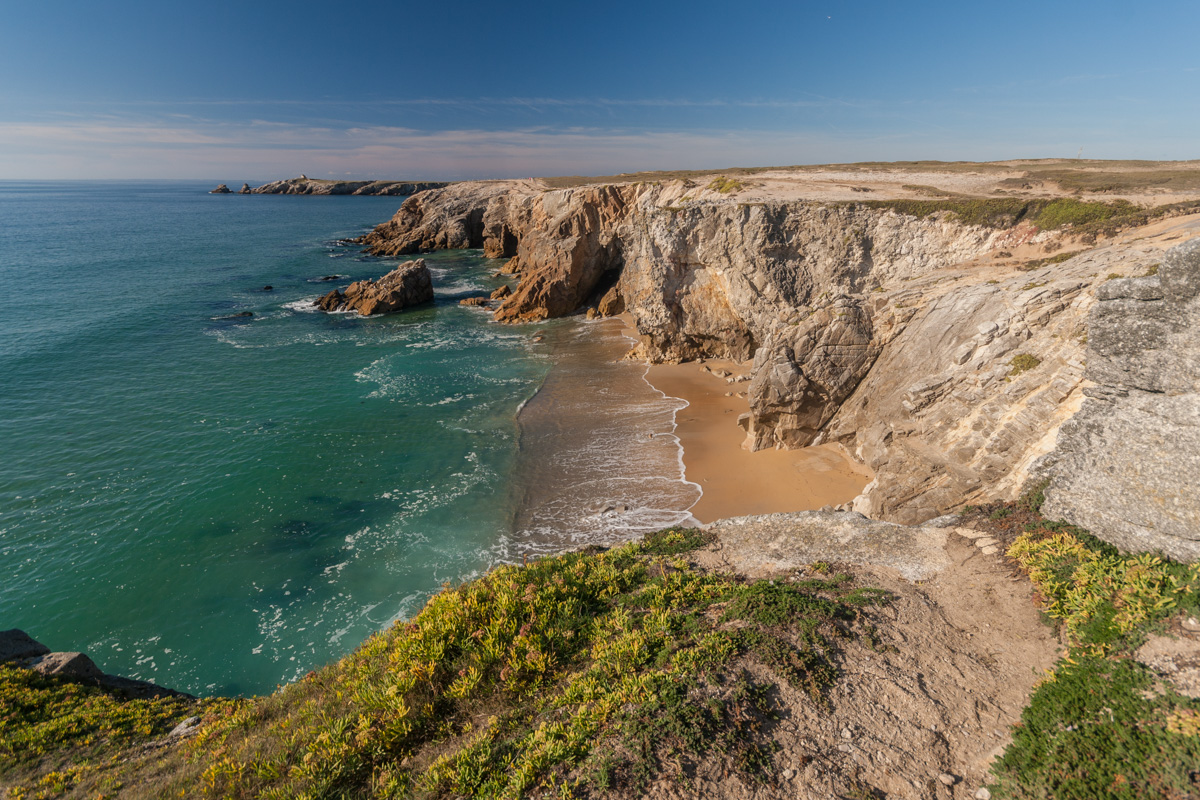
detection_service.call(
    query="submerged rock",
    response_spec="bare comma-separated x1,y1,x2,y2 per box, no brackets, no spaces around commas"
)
315,259,433,316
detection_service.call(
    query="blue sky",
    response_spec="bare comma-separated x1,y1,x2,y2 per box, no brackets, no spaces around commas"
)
1,0,1197,179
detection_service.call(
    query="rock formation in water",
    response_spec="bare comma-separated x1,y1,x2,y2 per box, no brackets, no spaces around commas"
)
1037,238,1200,559
239,183,252,194
357,175,1200,525
249,177,452,196
209,184,231,194
315,259,433,316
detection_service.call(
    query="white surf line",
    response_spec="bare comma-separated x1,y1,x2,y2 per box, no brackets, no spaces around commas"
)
604,316,705,526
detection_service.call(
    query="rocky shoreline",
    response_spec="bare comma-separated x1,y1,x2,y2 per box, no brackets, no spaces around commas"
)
210,176,451,196
353,165,1200,558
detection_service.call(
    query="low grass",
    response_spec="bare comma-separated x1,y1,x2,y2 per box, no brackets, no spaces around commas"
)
980,499,1200,799
1008,354,1042,377
7,530,881,799
0,667,224,799
707,177,745,195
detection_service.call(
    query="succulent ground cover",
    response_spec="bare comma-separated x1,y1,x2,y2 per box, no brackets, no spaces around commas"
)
1,528,888,799
963,492,1200,800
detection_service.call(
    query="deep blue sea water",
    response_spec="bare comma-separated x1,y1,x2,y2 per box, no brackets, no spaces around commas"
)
0,181,696,696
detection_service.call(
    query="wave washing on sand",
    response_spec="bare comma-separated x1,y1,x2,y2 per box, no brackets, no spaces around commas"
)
504,318,701,556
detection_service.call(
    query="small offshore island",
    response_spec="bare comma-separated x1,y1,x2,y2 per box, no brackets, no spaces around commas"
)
6,159,1200,799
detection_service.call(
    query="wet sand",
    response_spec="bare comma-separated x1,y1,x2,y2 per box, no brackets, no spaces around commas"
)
644,357,872,524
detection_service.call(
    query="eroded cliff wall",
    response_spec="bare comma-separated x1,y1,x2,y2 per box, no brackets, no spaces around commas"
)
1036,238,1200,559
359,179,1198,524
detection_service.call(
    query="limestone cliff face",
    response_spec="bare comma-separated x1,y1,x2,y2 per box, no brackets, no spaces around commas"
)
1037,238,1200,559
358,180,1195,523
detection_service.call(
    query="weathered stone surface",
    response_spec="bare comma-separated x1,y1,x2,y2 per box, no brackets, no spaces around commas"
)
746,297,878,449
490,284,512,300
1039,238,1200,559
314,259,433,316
358,178,1199,522
708,510,951,581
238,183,252,194
209,184,231,194
459,296,488,307
0,629,50,662
596,284,624,317
29,651,104,681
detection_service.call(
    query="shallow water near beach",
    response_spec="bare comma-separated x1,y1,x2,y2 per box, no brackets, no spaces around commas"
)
0,181,695,696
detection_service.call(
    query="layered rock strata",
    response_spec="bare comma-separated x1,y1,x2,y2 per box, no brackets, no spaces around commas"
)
359,179,1199,522
316,259,433,316
1037,239,1200,559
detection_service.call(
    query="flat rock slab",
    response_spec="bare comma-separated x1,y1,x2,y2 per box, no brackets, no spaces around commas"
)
706,510,951,581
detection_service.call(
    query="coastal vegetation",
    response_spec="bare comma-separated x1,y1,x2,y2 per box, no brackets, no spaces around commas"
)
856,196,1200,237
5,507,1200,799
2,529,889,799
978,495,1200,800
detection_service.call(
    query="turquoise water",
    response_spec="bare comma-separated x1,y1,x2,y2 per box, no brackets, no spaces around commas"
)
0,182,558,695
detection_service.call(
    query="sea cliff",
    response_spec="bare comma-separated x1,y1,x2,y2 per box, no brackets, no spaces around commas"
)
358,164,1200,542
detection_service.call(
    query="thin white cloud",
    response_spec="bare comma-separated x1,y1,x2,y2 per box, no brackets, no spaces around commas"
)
0,114,1194,180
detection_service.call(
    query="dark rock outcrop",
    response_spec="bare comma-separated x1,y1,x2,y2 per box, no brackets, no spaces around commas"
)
1,629,50,662
1038,239,1200,559
315,259,433,316
1,629,190,699
239,183,252,194
250,178,451,196
209,184,231,194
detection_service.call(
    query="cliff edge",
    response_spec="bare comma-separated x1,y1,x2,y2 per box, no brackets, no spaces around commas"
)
357,163,1200,529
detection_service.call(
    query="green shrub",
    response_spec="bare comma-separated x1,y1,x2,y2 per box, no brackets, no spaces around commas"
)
991,656,1200,800
1009,354,1042,376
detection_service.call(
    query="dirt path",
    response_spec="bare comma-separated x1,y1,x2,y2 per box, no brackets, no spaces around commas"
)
650,513,1063,800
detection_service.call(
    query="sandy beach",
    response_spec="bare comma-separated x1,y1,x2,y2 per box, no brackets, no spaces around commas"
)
642,353,872,524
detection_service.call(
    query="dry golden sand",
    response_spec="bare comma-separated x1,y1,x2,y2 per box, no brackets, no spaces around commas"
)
643,357,871,524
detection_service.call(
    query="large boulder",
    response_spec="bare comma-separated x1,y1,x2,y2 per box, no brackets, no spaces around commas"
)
1038,238,1200,559
315,259,434,316
28,652,104,681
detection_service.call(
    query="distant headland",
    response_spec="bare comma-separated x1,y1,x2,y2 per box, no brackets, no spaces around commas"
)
209,176,451,196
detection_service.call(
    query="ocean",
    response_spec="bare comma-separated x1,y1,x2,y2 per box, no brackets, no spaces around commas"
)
0,181,696,696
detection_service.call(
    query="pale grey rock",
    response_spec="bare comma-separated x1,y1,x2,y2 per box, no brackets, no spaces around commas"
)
1039,238,1200,559
708,510,951,581
746,296,879,449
